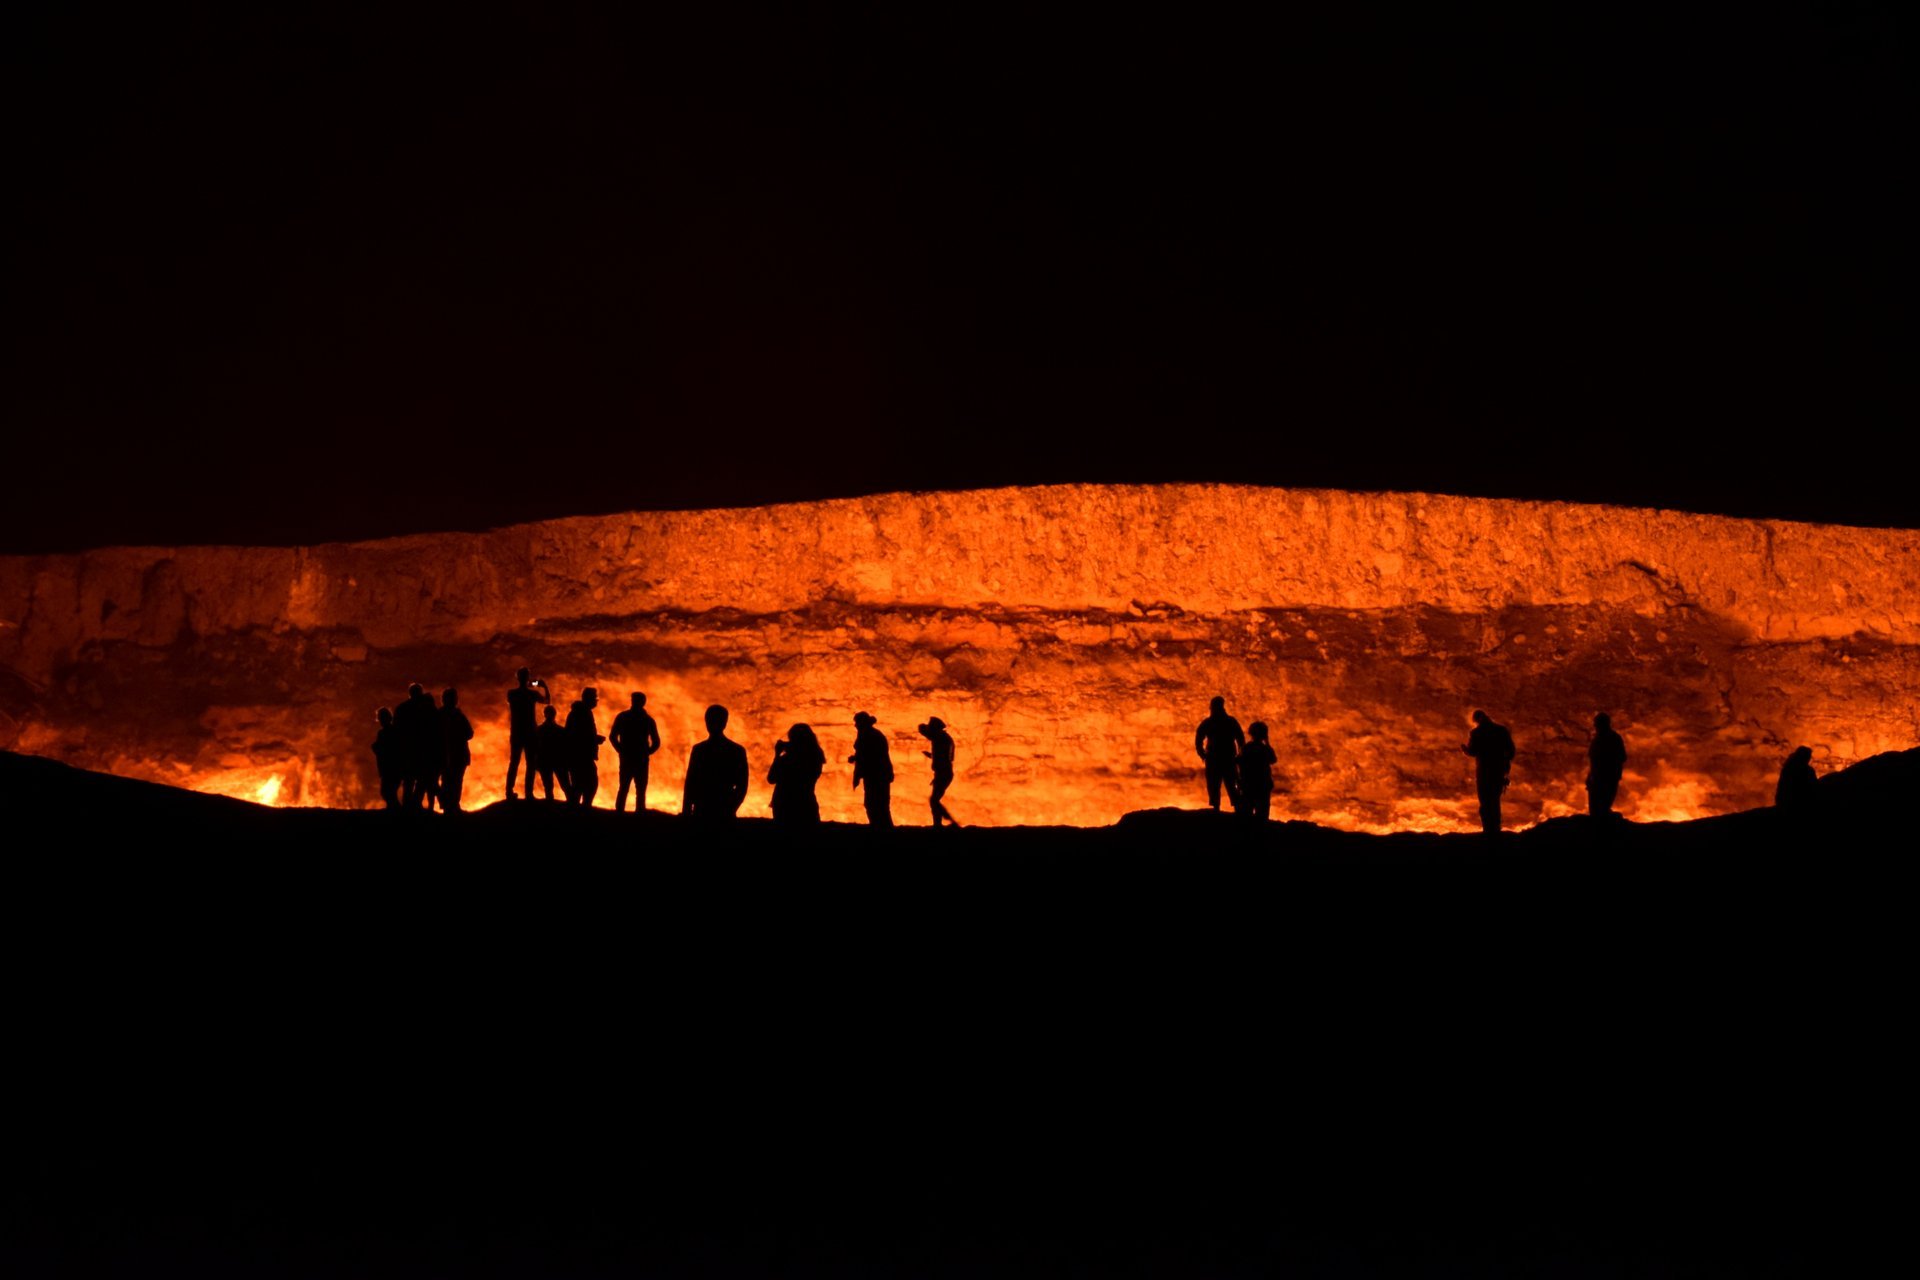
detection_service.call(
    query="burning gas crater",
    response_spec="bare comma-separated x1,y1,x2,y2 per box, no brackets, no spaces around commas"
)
3,485,1917,831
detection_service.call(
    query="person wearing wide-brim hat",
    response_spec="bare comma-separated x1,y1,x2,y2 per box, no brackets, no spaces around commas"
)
917,716,959,828
849,711,894,827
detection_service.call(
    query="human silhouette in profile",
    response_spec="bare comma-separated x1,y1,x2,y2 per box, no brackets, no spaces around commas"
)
919,716,959,828
1239,721,1278,822
535,704,566,801
372,707,401,809
849,711,894,828
1463,710,1516,835
768,723,826,826
683,704,749,821
609,691,662,813
393,683,440,810
504,667,550,801
439,687,475,813
1775,746,1818,810
1587,712,1627,819
1194,696,1245,811
566,687,604,806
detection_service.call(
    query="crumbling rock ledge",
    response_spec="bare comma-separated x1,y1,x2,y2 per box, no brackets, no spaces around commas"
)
2,485,1916,829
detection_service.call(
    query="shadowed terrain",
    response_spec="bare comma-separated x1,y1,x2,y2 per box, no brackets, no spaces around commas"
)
3,748,1911,1274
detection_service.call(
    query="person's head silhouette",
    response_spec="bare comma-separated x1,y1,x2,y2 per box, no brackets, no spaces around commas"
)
853,711,875,728
443,687,459,708
705,704,729,736
517,666,532,686
543,705,557,724
1249,721,1269,741
918,716,946,738
1210,696,1226,714
1472,710,1489,727
409,682,425,699
1594,712,1611,730
631,692,647,708
377,707,393,727
582,687,598,708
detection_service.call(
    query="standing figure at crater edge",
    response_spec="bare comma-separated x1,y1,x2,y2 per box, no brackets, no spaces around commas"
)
393,682,440,810
768,723,826,826
1463,710,1517,835
439,687,475,814
683,704,749,821
1195,696,1245,812
919,716,960,828
504,668,550,801
1774,746,1818,811
850,711,894,828
1238,721,1278,823
566,687,605,806
1586,712,1627,820
372,707,401,810
536,704,566,801
610,691,662,813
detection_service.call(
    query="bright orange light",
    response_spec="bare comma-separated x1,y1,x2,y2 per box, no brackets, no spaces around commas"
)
3,486,1916,831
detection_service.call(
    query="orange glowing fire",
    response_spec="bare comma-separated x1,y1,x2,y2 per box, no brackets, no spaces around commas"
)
3,486,1916,831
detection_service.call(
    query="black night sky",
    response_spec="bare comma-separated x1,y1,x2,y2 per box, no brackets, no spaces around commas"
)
4,7,1908,553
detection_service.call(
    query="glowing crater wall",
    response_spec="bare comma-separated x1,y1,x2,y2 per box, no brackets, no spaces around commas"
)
2,485,1917,830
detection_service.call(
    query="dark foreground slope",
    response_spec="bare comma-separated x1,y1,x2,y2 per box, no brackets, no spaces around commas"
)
3,751,1914,1276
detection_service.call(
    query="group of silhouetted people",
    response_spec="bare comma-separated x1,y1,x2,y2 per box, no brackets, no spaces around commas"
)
373,672,1824,831
371,667,961,826
1194,695,1822,835
1193,696,1280,821
371,683,475,812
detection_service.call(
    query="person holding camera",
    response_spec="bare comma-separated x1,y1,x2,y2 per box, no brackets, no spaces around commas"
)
767,723,826,826
504,667,550,801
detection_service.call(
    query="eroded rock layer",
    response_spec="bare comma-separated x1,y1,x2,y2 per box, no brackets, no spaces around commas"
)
2,485,1916,829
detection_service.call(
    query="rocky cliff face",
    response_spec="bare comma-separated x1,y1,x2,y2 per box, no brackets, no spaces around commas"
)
3,485,1916,828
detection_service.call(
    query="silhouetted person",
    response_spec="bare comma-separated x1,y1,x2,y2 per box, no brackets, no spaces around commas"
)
1239,720,1277,822
683,704,749,821
439,687,474,813
504,667,550,801
536,704,566,801
768,723,826,826
566,687,604,806
371,707,401,809
1587,712,1627,819
609,691,662,813
919,716,959,828
393,682,440,810
1195,695,1245,811
849,711,894,828
1775,746,1818,810
1463,710,1516,835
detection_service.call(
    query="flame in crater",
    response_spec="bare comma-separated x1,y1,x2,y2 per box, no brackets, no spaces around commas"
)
2,485,1916,830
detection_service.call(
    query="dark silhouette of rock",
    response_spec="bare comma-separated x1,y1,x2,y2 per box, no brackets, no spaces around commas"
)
1239,721,1277,822
504,667,550,801
1463,710,1516,835
849,711,894,828
919,716,958,827
1194,695,1244,811
1587,712,1627,819
768,723,826,826
609,691,662,814
439,688,474,813
683,704,748,820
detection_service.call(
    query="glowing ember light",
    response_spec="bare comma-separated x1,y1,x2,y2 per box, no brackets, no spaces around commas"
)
2,486,1916,831
254,774,283,806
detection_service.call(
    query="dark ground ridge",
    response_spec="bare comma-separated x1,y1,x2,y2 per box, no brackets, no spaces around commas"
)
2,748,1912,1276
